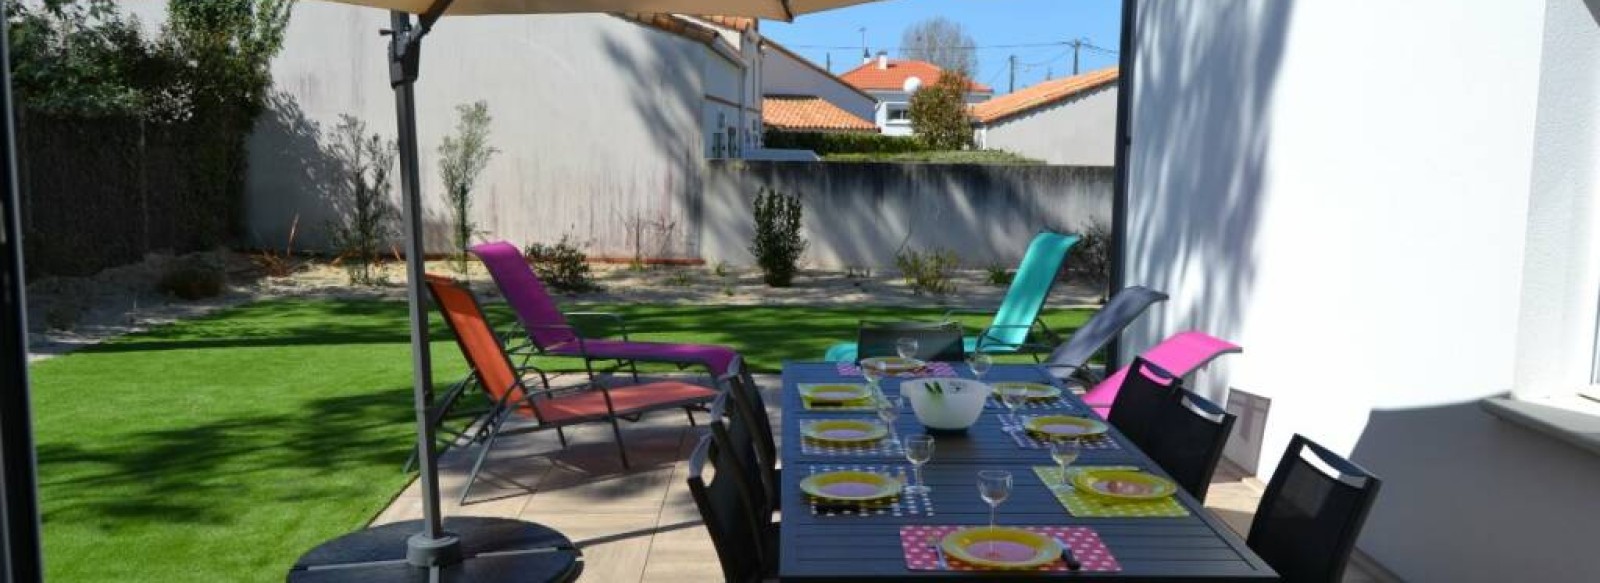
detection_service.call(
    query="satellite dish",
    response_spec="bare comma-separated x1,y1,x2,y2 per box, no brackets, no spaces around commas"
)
903,76,923,92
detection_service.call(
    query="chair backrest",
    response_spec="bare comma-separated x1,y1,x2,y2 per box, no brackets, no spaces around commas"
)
425,275,532,418
470,241,576,349
1248,435,1382,583
856,320,965,362
985,230,1080,349
1105,358,1177,452
1084,331,1242,409
1044,286,1168,373
687,434,767,583
723,358,778,501
707,390,773,519
1144,388,1236,501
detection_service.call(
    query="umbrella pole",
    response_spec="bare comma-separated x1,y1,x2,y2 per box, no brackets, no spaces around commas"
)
387,9,460,567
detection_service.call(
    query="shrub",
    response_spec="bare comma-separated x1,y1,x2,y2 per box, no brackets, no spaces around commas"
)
985,262,1013,287
523,236,597,294
749,187,808,287
158,255,226,300
896,247,959,296
761,131,929,155
326,115,398,286
1066,219,1113,286
909,71,976,150
439,101,497,274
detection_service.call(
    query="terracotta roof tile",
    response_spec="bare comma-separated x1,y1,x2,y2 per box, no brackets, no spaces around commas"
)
971,67,1119,124
763,96,878,133
839,59,992,93
697,15,756,32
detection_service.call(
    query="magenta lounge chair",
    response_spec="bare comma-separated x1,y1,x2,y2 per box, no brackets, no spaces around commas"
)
1083,331,1241,417
471,241,739,384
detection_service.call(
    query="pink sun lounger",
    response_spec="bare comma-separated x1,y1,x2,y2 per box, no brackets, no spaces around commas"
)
1083,331,1241,417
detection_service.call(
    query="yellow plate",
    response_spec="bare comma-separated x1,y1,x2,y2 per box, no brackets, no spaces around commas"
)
798,470,902,502
1072,469,1178,501
801,420,888,444
1024,416,1108,440
798,383,872,403
994,381,1062,401
860,356,926,374
940,527,1059,569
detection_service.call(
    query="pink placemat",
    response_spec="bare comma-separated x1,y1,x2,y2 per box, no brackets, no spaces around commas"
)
836,361,959,378
899,525,1121,572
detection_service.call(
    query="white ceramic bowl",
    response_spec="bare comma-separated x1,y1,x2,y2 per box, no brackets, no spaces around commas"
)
900,378,992,431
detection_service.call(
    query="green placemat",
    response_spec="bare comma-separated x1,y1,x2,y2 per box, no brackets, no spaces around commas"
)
1033,466,1191,518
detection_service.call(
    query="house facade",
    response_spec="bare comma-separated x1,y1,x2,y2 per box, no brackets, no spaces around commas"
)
839,55,993,136
760,40,878,132
1122,0,1600,580
971,67,1118,166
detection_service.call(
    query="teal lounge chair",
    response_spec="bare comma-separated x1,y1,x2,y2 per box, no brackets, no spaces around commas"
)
823,229,1081,362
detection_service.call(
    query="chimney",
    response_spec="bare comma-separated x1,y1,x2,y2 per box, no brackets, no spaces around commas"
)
876,51,888,70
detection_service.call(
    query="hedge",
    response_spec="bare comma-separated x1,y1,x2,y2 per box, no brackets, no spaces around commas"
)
763,130,931,155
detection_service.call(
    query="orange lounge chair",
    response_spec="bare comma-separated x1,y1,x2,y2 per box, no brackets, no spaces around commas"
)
426,274,718,503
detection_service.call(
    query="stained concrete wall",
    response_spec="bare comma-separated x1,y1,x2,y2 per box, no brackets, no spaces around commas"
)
701,161,1111,269
977,84,1118,166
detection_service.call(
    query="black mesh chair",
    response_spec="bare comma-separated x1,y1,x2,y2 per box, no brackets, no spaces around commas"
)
687,434,775,583
723,358,779,511
706,391,774,523
1105,357,1178,451
1041,286,1168,387
1144,388,1235,501
855,320,965,362
1248,434,1383,583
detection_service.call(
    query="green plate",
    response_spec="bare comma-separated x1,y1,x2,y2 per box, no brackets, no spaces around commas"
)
798,470,902,502
1024,415,1108,440
798,383,872,403
801,420,889,444
940,527,1059,569
860,356,926,374
993,381,1062,401
1072,469,1177,502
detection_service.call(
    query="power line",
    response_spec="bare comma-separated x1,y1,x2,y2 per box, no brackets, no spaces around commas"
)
782,40,1118,54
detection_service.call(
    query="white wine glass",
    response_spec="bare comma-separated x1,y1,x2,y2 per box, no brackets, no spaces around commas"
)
895,337,919,360
977,470,1013,558
876,393,902,442
904,435,935,495
862,360,886,395
999,384,1028,429
1047,439,1081,491
967,352,993,382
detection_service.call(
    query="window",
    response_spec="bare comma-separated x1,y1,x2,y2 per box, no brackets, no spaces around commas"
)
886,104,911,123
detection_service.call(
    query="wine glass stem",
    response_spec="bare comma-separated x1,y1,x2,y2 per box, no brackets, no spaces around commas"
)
988,504,997,556
913,465,924,489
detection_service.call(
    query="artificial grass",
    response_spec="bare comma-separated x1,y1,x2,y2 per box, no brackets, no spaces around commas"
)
28,298,1091,581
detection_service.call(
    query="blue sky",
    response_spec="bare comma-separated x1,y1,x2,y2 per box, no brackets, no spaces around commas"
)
762,0,1122,94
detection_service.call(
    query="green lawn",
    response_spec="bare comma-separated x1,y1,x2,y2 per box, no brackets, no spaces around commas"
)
29,298,1091,581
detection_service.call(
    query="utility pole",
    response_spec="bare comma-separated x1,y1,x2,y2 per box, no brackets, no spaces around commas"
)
1070,38,1083,75
1008,54,1017,93
826,52,832,72
859,27,868,61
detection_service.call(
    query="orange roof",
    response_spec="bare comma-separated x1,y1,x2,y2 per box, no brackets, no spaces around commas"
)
763,96,878,133
971,67,1119,124
839,59,992,94
697,15,756,32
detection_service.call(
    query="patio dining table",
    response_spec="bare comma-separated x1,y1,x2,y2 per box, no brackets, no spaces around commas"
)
778,362,1278,581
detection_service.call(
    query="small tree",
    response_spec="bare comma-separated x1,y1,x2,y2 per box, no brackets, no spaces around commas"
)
438,101,498,273
328,115,398,286
909,71,975,150
749,187,807,287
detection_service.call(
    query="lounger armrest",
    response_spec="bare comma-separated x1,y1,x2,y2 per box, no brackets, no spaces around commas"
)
565,312,632,341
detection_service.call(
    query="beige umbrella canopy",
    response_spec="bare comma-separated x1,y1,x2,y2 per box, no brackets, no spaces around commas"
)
320,0,877,19
284,0,884,580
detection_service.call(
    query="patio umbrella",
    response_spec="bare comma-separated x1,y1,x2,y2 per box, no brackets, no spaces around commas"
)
283,1,882,580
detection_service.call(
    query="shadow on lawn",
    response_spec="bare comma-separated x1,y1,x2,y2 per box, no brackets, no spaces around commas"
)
37,390,414,527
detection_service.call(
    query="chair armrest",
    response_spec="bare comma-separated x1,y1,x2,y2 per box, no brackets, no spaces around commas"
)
565,312,631,341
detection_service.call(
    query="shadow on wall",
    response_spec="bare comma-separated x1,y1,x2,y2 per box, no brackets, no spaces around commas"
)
1122,0,1294,386
1348,402,1600,581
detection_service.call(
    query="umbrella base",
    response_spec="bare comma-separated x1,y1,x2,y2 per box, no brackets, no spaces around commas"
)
287,517,581,583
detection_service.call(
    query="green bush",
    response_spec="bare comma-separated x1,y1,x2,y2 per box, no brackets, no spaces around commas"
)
158,255,226,300
762,131,930,155
985,262,1013,287
1065,219,1112,286
523,236,597,294
896,247,959,296
326,115,398,286
749,187,808,287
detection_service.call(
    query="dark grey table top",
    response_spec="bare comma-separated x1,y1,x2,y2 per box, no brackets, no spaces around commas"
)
778,362,1278,581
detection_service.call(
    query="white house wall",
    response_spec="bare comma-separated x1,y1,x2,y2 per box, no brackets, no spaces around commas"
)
761,48,877,122
1125,0,1600,580
978,85,1117,166
130,1,718,257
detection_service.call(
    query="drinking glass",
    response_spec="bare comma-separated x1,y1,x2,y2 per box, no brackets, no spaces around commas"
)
904,435,935,495
999,384,1028,429
1047,439,1081,491
895,337,919,360
967,352,993,382
976,470,1013,557
876,393,902,442
862,360,886,395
